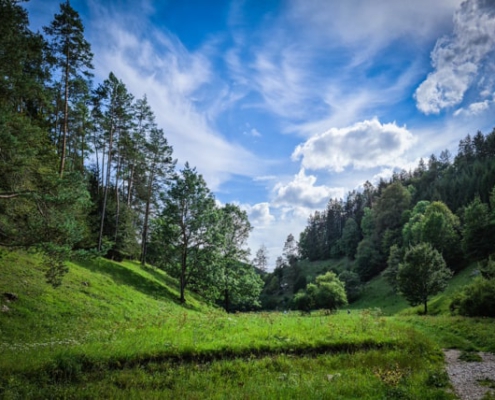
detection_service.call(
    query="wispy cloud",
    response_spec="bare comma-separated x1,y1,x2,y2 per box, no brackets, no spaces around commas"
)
85,1,264,190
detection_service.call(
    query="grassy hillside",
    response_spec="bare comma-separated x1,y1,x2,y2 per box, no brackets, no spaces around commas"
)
348,263,479,315
1,250,492,399
0,249,211,345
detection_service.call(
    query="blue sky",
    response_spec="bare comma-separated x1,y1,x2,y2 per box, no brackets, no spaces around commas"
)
26,0,495,268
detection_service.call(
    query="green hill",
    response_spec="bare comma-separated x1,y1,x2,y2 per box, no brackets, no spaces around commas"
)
348,263,479,315
0,249,211,346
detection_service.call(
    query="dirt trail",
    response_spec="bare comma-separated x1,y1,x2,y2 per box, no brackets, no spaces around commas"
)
444,349,495,400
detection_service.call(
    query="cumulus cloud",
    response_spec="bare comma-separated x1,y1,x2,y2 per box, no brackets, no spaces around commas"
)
243,202,275,227
415,0,495,114
291,118,416,172
273,169,345,209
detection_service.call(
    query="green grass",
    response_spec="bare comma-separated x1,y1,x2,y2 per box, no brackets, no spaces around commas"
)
347,262,479,316
348,274,409,315
0,249,492,399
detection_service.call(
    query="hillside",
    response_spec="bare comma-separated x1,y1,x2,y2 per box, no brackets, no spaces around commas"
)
0,249,212,346
350,262,479,315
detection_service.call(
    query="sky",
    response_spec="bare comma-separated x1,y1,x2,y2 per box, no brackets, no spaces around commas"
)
25,0,495,269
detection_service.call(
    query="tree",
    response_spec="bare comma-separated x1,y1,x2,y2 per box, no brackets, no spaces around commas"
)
44,0,93,176
397,243,452,314
311,271,348,311
253,244,269,272
355,238,381,281
283,233,298,265
382,244,402,293
140,125,175,266
294,272,347,312
374,181,411,254
152,163,217,303
462,196,494,261
402,201,462,270
215,204,257,312
94,73,134,253
338,270,362,302
341,218,360,259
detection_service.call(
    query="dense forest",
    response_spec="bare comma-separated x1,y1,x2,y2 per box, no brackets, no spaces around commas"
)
2,0,495,317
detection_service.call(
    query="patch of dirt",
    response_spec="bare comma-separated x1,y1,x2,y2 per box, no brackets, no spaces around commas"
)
444,349,495,400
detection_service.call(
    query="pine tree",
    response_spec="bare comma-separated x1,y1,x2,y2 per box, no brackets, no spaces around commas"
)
44,0,93,176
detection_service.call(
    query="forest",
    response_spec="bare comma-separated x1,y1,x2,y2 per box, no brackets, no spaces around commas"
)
2,0,495,318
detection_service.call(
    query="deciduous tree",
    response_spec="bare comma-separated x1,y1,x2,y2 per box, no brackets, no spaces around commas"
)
398,243,452,314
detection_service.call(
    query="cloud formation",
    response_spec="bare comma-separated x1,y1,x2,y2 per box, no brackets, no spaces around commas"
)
415,0,495,114
244,202,275,227
273,169,345,209
292,118,416,172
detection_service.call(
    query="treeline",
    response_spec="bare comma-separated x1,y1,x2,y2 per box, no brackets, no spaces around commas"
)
0,0,262,311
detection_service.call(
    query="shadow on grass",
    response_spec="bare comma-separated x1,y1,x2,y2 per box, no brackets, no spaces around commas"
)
74,258,200,310
141,264,179,290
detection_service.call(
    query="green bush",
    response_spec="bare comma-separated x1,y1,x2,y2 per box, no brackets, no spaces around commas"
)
450,277,495,317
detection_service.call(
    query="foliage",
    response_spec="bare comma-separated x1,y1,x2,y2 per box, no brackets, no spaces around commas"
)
252,244,269,272
398,243,452,314
338,270,362,302
341,218,360,259
355,237,382,281
383,244,402,293
450,259,495,317
293,271,347,312
151,163,217,303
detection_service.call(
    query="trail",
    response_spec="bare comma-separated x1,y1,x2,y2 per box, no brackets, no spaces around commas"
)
444,349,495,400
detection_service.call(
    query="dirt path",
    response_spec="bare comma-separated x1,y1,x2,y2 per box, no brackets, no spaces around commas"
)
444,349,495,400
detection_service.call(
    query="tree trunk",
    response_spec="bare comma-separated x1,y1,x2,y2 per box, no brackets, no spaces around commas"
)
180,239,187,303
59,41,70,177
140,167,155,266
114,141,122,246
98,121,114,252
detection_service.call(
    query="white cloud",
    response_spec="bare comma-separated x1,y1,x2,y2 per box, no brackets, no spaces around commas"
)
243,202,275,227
415,0,495,114
292,118,416,172
454,98,493,116
273,169,345,209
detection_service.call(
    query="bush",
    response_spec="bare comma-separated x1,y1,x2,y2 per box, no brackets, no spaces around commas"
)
450,277,495,317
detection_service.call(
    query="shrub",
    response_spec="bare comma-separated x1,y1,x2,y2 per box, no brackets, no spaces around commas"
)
450,277,495,317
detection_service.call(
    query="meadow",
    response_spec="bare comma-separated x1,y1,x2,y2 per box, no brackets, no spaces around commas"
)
0,250,493,399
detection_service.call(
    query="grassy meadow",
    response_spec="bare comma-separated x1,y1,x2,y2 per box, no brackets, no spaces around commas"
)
0,250,492,399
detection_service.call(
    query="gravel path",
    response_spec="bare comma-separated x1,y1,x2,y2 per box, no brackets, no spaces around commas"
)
444,349,495,400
